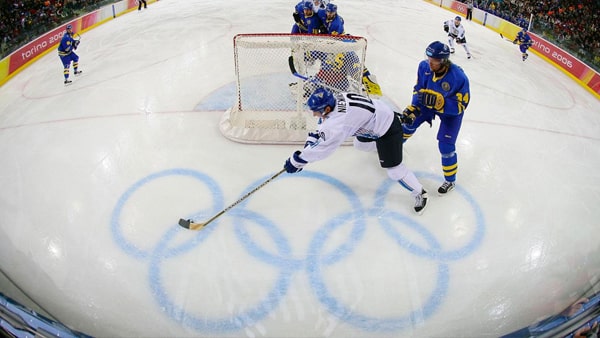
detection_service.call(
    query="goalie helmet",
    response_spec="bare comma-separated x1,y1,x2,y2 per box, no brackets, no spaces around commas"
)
426,41,451,60
307,88,336,113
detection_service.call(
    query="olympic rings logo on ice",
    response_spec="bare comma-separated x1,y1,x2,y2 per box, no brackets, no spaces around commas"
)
110,168,486,334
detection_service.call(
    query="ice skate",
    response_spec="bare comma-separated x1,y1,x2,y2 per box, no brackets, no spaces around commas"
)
438,181,455,195
414,189,428,215
64,79,72,85
74,70,83,75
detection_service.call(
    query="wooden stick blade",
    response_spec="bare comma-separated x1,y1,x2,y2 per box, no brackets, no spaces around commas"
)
189,222,208,231
178,218,208,231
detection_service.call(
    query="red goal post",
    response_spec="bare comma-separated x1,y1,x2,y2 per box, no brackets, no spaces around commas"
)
220,33,368,144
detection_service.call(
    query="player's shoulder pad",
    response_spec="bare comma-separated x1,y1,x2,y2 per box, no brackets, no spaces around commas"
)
417,59,430,71
451,64,470,83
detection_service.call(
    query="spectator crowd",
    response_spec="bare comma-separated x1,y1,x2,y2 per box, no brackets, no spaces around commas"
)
463,0,600,71
1,0,600,71
1,0,111,58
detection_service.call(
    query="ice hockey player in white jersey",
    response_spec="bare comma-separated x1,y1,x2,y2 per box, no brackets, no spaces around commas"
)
284,88,428,214
443,16,472,59
312,0,328,21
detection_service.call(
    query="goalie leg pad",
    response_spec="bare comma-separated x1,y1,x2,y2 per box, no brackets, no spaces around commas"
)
362,74,382,96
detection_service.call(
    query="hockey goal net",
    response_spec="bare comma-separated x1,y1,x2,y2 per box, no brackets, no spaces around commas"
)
220,33,368,144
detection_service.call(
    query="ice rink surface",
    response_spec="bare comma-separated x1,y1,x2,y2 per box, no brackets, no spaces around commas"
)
1,0,600,337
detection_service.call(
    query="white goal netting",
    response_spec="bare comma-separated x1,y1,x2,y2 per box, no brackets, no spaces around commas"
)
220,33,368,144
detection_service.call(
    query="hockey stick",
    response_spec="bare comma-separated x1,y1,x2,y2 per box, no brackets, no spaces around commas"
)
499,33,514,42
178,168,286,230
288,55,302,77
288,55,364,94
72,33,81,49
288,55,337,91
501,33,532,49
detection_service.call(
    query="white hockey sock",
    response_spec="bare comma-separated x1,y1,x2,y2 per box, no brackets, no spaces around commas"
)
448,38,455,49
462,43,471,55
386,163,423,197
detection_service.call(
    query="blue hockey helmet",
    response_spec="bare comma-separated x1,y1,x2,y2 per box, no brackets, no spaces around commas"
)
307,88,336,113
455,16,461,21
326,3,337,13
66,24,72,30
425,41,451,60
303,1,313,10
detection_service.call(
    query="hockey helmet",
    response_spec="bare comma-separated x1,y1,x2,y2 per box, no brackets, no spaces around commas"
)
455,16,461,21
307,88,336,113
66,24,72,30
425,41,451,60
326,3,337,13
303,1,313,10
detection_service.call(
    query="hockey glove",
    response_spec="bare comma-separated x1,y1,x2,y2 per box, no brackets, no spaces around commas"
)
443,23,449,33
304,131,320,148
293,12,302,24
400,105,420,125
284,150,307,173
418,89,445,111
513,39,518,44
73,40,80,49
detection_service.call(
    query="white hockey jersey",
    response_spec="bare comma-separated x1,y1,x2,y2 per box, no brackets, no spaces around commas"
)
444,19,466,39
299,92,394,163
